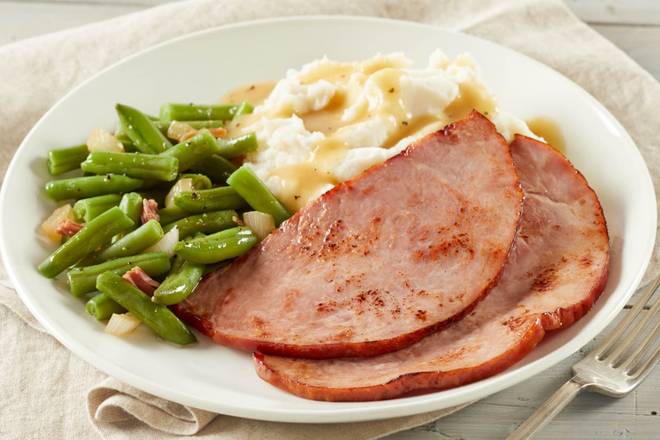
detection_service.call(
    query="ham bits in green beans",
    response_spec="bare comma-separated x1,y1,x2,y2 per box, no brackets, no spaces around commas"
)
37,99,290,345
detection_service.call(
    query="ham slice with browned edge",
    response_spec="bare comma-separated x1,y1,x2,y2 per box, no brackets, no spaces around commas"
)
254,135,609,401
175,112,523,358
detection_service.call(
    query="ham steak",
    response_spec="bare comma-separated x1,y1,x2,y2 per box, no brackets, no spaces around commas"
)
253,135,609,400
175,112,523,358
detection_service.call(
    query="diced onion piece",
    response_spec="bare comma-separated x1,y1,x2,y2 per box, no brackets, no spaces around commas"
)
165,178,194,208
39,204,73,244
167,121,197,142
87,128,124,152
243,211,275,241
145,226,179,257
105,312,141,336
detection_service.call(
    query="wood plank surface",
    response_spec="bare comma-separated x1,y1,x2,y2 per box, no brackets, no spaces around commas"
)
565,0,660,25
592,24,660,82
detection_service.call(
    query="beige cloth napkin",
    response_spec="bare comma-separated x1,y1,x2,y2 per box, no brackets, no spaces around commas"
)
1,0,659,438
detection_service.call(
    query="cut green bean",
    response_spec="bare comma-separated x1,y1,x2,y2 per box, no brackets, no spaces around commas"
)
190,154,236,184
44,174,143,201
155,119,224,134
179,173,212,190
96,272,196,345
116,103,172,153
97,220,163,261
85,293,126,321
114,131,132,146
121,120,225,138
160,103,238,122
216,133,258,159
174,186,246,214
67,252,170,296
231,101,253,120
111,134,138,152
119,192,143,224
112,192,143,242
226,166,290,226
158,206,188,225
47,144,89,176
81,151,179,181
38,207,134,278
159,129,219,171
153,256,204,305
174,227,257,264
73,194,121,222
163,210,237,238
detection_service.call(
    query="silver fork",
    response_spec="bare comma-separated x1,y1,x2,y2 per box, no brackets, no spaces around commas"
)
507,274,660,440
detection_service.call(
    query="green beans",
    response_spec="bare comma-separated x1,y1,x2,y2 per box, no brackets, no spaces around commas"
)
216,133,258,159
112,192,143,242
174,186,246,214
118,192,143,224
159,129,220,172
162,130,221,171
226,166,290,226
174,227,257,264
159,103,238,122
114,131,133,146
116,104,172,153
73,194,121,222
47,144,89,175
67,252,170,296
163,210,237,238
231,101,253,119
97,220,163,261
38,207,134,278
158,206,188,225
179,173,212,190
44,174,143,201
153,256,204,305
81,152,179,182
85,293,126,321
96,272,196,345
190,154,236,184
154,119,224,134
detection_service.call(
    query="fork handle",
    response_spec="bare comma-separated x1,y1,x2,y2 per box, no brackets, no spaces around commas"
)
507,377,589,440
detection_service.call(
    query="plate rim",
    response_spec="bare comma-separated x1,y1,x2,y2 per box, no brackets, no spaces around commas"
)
0,15,656,423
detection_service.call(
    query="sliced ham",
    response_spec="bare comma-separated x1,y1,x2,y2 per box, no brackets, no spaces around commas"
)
141,199,160,224
175,112,523,358
123,267,160,296
254,135,609,401
55,219,83,237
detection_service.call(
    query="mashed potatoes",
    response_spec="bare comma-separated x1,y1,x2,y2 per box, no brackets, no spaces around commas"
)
224,50,539,212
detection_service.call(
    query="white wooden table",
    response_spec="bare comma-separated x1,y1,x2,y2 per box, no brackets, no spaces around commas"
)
0,1,657,439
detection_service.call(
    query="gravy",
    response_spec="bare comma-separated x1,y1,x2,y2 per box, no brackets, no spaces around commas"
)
221,81,276,107
526,116,566,153
220,58,511,211
271,163,336,211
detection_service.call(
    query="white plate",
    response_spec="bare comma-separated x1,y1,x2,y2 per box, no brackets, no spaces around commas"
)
0,17,656,423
